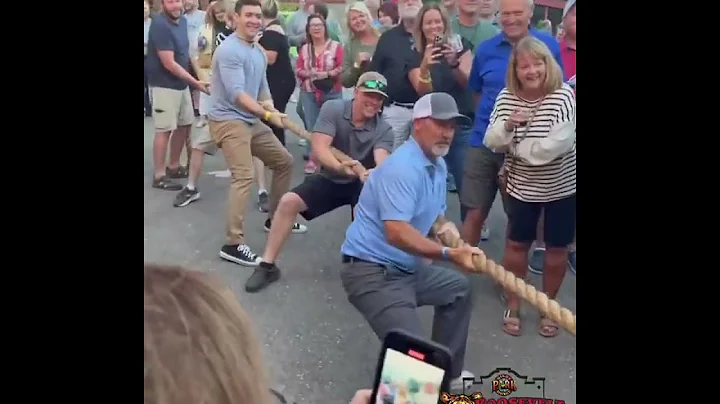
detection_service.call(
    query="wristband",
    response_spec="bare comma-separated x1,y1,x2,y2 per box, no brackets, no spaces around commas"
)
263,111,272,121
441,247,449,259
418,75,432,84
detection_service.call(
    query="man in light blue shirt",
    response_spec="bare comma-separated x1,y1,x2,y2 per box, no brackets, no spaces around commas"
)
340,92,483,393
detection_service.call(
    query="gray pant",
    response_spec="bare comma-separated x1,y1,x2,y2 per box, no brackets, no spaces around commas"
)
340,259,473,378
382,104,415,151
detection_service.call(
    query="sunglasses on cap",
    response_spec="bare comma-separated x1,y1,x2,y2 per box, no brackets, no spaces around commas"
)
359,80,387,92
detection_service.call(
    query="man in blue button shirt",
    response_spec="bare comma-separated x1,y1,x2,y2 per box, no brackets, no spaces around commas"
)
340,92,483,392
460,0,563,246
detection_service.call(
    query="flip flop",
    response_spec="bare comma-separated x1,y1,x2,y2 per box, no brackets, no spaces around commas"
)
502,309,522,336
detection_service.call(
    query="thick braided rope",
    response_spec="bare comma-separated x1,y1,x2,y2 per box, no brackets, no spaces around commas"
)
432,222,576,336
283,117,576,336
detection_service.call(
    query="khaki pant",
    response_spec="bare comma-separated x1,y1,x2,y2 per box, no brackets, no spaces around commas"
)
209,119,293,245
151,87,195,132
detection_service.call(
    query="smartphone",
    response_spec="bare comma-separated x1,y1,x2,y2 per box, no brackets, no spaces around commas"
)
370,329,453,404
432,34,445,56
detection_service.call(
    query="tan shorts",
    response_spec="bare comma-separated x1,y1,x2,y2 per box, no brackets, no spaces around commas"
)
191,125,218,155
151,87,195,132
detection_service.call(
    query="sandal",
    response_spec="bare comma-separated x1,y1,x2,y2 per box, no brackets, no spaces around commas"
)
502,309,522,336
166,166,189,179
152,176,183,191
538,316,560,338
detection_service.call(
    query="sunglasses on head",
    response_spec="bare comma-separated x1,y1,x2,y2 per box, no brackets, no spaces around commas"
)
360,80,387,92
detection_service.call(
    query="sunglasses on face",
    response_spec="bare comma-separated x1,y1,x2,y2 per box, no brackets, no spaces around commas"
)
360,80,387,92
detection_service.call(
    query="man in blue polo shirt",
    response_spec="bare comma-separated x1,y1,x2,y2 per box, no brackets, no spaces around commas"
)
340,92,483,393
459,0,563,246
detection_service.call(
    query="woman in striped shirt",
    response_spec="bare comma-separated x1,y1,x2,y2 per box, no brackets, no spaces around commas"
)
484,37,576,338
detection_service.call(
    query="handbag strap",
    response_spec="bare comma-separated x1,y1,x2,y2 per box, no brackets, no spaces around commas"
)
504,96,545,195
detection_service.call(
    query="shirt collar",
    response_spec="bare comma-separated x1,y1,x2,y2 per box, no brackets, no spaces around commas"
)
407,137,441,169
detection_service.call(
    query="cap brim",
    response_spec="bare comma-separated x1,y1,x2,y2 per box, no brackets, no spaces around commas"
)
432,112,472,128
357,88,388,99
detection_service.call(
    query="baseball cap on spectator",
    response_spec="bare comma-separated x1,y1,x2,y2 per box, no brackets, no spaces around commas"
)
356,72,388,98
563,0,575,18
413,92,471,127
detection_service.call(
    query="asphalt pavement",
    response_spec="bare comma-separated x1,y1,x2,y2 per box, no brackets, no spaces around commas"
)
143,95,577,403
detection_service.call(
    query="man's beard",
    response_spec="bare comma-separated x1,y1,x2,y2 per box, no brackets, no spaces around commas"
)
431,145,450,157
399,5,420,20
164,7,182,20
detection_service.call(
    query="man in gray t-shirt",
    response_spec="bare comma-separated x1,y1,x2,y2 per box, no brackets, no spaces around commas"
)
248,72,394,293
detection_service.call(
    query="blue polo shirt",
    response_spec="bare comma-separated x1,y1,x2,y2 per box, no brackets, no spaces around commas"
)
341,137,447,273
467,29,564,148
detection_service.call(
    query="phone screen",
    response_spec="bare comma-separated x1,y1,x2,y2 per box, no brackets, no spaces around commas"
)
375,347,447,404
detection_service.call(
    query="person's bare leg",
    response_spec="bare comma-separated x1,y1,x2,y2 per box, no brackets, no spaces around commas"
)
153,131,171,179
187,149,205,189
184,135,192,167
168,125,190,170
503,240,530,311
543,247,568,298
461,209,487,246
261,193,307,264
540,246,568,336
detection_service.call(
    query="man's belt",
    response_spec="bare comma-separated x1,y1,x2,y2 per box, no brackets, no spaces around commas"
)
341,254,379,265
390,101,414,109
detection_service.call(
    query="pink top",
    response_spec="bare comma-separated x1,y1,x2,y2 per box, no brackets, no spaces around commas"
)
296,40,344,101
559,39,576,94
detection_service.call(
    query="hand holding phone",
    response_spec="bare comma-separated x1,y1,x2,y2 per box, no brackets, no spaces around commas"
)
371,330,453,404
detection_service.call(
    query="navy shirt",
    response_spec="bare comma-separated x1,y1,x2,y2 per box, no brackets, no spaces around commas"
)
146,13,191,90
467,29,563,148
341,137,447,273
368,25,420,104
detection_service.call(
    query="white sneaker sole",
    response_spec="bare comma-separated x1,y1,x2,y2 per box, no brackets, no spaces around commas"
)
174,192,201,207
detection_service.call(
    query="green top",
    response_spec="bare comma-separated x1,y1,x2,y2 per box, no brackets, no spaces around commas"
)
327,19,343,43
340,37,378,88
450,17,499,51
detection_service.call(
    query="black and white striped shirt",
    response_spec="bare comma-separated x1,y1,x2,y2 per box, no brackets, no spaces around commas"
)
484,84,576,203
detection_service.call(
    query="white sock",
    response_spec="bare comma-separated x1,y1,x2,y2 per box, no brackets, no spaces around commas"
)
258,189,267,195
187,183,196,191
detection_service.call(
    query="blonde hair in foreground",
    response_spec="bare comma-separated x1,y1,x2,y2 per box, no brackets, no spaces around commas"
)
505,36,563,95
144,264,271,404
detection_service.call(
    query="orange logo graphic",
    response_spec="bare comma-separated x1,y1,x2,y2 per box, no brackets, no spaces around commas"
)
491,374,517,397
440,392,484,403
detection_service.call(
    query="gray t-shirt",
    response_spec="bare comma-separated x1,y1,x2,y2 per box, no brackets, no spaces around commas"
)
312,99,394,184
208,34,270,123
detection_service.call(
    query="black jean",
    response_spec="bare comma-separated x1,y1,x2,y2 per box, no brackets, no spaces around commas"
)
268,82,294,146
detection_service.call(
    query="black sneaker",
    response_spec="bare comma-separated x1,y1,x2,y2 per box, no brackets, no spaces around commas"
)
264,218,308,234
245,261,281,293
258,191,270,212
219,244,261,266
173,187,201,207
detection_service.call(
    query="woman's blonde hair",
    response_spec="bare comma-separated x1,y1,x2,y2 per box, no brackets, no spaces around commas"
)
346,1,380,38
413,5,451,55
261,0,279,19
144,264,271,404
506,36,563,95
205,0,226,25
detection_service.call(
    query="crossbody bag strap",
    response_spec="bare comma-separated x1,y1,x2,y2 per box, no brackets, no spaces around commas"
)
504,97,546,195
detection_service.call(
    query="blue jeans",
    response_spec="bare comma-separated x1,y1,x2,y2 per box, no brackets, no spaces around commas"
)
299,90,342,157
444,127,470,222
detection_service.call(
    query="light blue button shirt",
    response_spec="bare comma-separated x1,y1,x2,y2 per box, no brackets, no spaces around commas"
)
341,137,447,273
